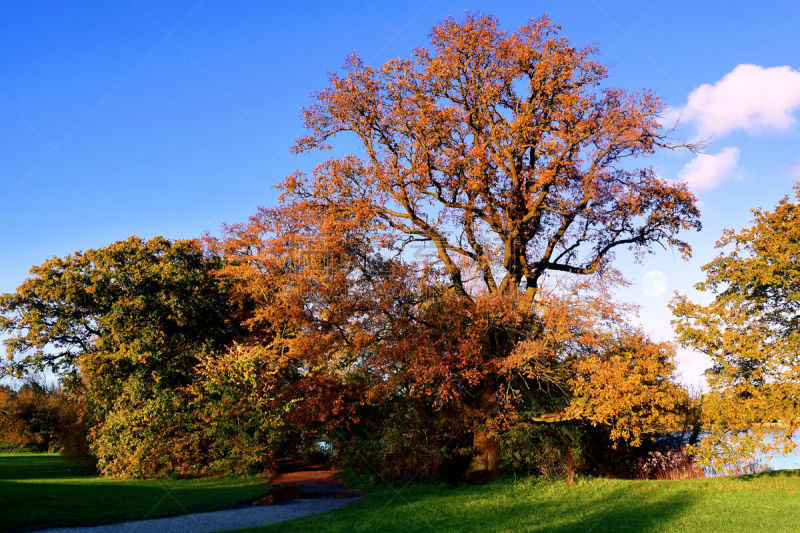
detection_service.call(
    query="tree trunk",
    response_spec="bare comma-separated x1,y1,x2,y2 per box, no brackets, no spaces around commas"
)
465,382,500,482
466,426,500,481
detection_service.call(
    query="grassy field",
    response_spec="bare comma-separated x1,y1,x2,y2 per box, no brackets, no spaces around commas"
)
0,453,270,532
235,471,800,533
4,453,799,532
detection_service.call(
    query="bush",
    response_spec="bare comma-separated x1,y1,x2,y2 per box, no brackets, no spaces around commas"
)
642,448,701,479
189,344,287,476
88,345,287,478
331,401,472,482
89,381,201,478
499,421,584,478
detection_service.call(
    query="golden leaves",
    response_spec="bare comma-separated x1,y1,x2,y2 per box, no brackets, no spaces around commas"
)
672,183,800,467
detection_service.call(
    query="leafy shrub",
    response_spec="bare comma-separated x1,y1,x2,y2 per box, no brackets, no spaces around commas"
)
499,421,584,478
189,344,287,476
332,401,472,482
89,344,287,478
89,380,200,478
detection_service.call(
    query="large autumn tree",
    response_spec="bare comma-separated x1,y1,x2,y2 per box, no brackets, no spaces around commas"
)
0,13,701,480
232,13,701,476
672,184,800,471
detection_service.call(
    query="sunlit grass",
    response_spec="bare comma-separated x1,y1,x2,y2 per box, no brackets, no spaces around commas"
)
234,470,800,532
0,453,270,532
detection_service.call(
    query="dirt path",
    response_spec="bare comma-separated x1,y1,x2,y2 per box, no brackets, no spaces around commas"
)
35,461,362,533
260,459,362,502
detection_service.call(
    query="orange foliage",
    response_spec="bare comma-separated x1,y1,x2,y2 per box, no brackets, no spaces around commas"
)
211,13,700,477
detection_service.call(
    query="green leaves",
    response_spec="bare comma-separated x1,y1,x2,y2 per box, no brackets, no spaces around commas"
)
0,236,236,383
0,236,255,477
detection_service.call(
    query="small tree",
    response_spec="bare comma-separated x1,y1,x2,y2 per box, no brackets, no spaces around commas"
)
672,184,800,470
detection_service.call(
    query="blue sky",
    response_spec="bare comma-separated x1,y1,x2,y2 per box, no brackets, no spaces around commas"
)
3,1,800,387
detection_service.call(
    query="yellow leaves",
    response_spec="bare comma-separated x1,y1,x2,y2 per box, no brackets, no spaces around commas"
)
672,182,800,448
565,333,681,445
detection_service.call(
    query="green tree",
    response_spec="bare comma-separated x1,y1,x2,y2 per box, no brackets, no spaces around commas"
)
1,236,237,385
0,236,247,476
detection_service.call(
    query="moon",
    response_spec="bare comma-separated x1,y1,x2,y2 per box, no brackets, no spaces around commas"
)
642,270,668,298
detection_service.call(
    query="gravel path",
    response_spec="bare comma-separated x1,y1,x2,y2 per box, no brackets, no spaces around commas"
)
34,461,362,533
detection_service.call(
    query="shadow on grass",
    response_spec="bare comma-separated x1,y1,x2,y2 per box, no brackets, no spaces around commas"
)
735,468,800,481
1,479,167,531
543,489,692,533
0,478,272,532
251,479,693,533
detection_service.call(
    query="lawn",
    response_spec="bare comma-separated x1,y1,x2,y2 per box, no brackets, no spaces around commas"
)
4,453,799,533
234,471,800,533
0,453,270,532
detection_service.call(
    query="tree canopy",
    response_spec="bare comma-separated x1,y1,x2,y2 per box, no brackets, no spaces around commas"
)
293,13,700,308
0,236,237,383
0,236,267,477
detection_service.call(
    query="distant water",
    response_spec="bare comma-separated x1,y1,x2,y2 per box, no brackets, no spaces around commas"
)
761,432,800,471
689,430,800,472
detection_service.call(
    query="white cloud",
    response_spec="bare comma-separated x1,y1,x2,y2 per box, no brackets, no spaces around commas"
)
676,64,800,138
678,147,740,191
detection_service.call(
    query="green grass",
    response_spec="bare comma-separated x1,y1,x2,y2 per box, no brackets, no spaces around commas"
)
234,471,800,532
0,453,270,532
5,453,799,532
